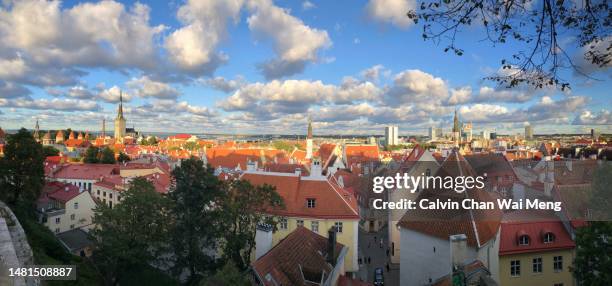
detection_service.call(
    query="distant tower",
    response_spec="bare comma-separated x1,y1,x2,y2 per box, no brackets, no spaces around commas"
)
452,109,460,146
102,118,106,140
306,117,313,159
34,119,40,142
525,124,534,140
42,130,53,145
114,91,126,143
385,125,399,146
55,130,65,144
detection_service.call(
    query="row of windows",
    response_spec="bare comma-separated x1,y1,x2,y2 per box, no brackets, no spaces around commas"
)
510,256,564,277
96,189,115,199
279,218,344,233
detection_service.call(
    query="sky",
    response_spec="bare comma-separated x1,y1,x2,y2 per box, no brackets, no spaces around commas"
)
0,0,610,136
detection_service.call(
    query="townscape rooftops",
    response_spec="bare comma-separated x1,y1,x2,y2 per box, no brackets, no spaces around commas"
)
252,227,345,286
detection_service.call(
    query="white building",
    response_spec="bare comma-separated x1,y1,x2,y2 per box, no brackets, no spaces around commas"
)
428,127,438,141
385,125,399,146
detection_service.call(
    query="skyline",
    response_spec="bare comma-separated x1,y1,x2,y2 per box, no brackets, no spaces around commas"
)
0,0,610,135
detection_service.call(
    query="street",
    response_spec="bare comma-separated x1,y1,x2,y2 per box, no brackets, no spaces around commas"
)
357,225,400,286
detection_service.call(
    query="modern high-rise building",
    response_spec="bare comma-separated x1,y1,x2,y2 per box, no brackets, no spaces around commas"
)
114,91,126,143
591,128,600,142
452,110,461,146
428,127,438,141
525,124,534,140
482,130,491,140
385,125,399,146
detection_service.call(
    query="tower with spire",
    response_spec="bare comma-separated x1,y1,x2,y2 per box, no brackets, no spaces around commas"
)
306,117,313,159
34,119,40,142
114,91,126,143
452,109,461,146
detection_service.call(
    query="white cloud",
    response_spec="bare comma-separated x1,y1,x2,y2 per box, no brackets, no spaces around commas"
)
302,1,315,10
0,97,100,111
365,0,415,29
385,69,448,104
573,110,612,125
164,0,243,74
127,76,180,99
447,86,472,105
0,81,30,98
360,64,388,82
202,76,246,93
247,0,331,79
97,86,133,103
47,86,94,99
472,86,534,103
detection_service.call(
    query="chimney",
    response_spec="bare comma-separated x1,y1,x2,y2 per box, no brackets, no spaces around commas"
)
450,234,468,274
295,167,302,176
327,227,337,266
64,186,69,192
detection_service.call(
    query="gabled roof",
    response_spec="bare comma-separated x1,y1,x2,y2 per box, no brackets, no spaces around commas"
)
318,143,337,163
252,227,345,286
499,211,575,256
398,151,502,248
464,153,515,176
241,172,359,219
41,181,81,203
344,144,380,167
51,163,119,180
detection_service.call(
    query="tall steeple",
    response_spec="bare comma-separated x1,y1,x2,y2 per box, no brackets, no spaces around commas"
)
34,119,40,142
307,117,313,139
116,91,125,120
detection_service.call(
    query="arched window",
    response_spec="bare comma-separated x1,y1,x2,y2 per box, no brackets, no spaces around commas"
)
519,235,530,246
425,168,431,176
544,232,555,243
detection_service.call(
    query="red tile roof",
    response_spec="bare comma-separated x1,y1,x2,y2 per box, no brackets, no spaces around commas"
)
344,145,380,167
318,143,336,162
252,227,345,286
51,163,119,180
40,181,81,203
398,151,502,247
499,211,575,256
241,172,359,219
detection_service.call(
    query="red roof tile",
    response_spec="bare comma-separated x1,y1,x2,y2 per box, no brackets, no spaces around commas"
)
499,211,575,255
51,163,119,180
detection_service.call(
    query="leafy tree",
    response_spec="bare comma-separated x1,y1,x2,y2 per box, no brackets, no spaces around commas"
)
407,0,610,90
117,152,130,163
100,147,116,164
573,162,612,285
573,222,612,285
220,179,284,270
0,128,45,206
84,146,100,163
272,140,295,152
199,262,250,286
42,145,60,157
183,141,199,151
169,158,225,284
91,177,173,286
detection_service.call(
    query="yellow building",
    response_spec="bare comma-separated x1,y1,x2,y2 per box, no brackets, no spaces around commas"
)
36,182,97,234
498,212,575,286
241,169,360,274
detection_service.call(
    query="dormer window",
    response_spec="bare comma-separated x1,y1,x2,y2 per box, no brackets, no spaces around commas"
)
519,235,530,246
307,198,316,208
544,232,555,243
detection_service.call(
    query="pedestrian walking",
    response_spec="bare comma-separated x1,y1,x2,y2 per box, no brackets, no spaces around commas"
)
379,238,383,248
386,263,390,272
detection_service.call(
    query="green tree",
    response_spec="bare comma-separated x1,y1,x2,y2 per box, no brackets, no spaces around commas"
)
169,158,225,284
183,141,199,151
407,0,610,90
91,177,173,286
84,146,100,163
42,145,60,157
200,262,249,286
272,140,294,152
0,128,45,206
573,162,612,285
117,152,130,163
100,147,116,164
573,222,612,285
220,179,284,270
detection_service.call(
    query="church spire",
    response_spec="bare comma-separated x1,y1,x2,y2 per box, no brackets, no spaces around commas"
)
34,119,40,142
116,90,125,120
307,117,313,139
452,108,460,133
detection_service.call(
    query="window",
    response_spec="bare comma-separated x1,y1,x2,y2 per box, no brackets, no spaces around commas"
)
117,195,121,201
311,221,319,233
425,169,431,176
70,224,74,229
109,193,113,199
519,235,530,246
70,214,75,221
55,228,60,233
553,256,563,272
297,220,304,227
97,190,100,195
544,232,555,243
532,257,542,273
279,218,288,230
510,260,521,276
307,198,316,208
334,222,343,233
103,191,106,197
55,217,60,224
109,201,113,209
74,202,78,209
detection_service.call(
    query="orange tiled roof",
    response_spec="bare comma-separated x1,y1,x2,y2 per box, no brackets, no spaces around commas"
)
252,227,345,286
241,172,359,219
345,145,380,166
51,163,119,180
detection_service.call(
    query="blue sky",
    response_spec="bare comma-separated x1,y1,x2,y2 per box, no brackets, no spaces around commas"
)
0,0,610,135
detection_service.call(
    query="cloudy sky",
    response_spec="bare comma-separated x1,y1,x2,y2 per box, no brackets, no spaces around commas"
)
0,0,610,135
